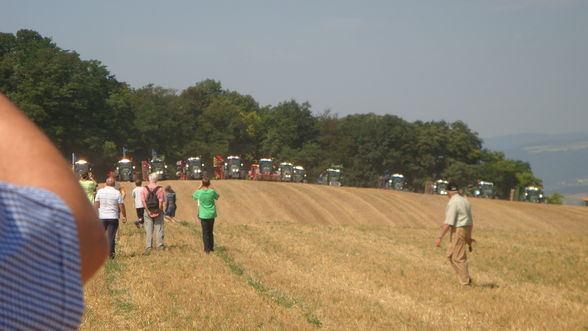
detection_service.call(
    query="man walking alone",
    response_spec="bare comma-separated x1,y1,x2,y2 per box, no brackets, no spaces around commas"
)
142,173,165,251
435,182,474,285
94,177,127,258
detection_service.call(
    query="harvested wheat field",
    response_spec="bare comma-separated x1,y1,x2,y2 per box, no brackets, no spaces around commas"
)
81,180,588,330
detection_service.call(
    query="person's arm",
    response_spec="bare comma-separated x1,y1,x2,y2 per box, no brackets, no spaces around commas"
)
435,201,456,247
142,188,148,210
158,188,164,211
0,94,107,282
120,186,126,200
119,203,127,223
435,223,452,247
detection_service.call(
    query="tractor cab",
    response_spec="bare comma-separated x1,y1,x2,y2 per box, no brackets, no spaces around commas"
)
115,159,135,182
433,180,449,195
74,160,90,178
474,181,495,199
279,162,294,182
186,157,205,180
292,165,307,183
318,166,343,186
225,156,245,179
382,173,404,190
388,174,404,191
150,157,168,180
259,158,275,175
523,186,544,203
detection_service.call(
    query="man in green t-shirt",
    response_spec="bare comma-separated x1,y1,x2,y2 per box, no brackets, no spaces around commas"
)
79,172,97,203
192,177,220,253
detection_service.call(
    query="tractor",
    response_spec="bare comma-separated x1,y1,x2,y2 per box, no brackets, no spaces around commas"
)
186,156,206,180
473,181,496,199
381,173,405,191
73,159,91,178
149,156,168,180
224,155,246,179
279,162,294,182
522,186,545,203
114,158,136,182
317,166,343,186
249,158,281,181
292,165,307,183
432,179,449,195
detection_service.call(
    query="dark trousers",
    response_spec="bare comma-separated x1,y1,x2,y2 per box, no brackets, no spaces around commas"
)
135,207,145,224
200,218,215,252
102,219,119,258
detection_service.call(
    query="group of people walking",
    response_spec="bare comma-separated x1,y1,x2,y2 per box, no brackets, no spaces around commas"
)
80,172,219,259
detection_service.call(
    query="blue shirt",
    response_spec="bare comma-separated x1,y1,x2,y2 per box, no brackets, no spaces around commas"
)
0,181,84,330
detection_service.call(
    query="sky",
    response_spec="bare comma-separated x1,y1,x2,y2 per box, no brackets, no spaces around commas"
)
3,0,587,138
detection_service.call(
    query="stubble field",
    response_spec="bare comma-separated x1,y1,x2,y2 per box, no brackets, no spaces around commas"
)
81,180,588,330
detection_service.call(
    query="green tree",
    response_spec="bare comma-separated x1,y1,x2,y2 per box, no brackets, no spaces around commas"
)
546,192,564,205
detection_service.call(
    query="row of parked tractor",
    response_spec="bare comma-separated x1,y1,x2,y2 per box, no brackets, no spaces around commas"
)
426,179,545,202
378,176,544,203
72,154,313,184
73,154,544,203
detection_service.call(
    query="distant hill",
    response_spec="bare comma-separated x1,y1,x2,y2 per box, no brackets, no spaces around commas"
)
483,133,588,205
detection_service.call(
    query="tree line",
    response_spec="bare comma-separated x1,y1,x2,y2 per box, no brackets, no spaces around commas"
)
0,29,543,199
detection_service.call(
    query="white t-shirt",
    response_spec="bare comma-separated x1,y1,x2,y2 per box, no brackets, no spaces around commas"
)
95,186,123,219
132,186,144,208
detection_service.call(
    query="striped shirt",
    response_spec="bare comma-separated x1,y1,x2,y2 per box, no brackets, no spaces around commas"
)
0,181,84,330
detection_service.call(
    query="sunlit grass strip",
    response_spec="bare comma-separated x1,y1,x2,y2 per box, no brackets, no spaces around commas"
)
215,245,322,327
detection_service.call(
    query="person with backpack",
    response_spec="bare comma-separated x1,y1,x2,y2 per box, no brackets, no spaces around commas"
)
142,173,165,251
192,177,220,253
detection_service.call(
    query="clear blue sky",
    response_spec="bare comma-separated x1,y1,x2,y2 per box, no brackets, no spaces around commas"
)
3,0,587,138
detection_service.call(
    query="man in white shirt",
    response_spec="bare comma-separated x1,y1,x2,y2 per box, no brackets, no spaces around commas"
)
95,177,127,258
132,179,145,228
435,182,474,285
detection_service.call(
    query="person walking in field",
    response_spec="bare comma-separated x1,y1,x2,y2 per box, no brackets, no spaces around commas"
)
94,177,127,259
142,173,165,251
193,177,220,253
79,171,97,203
132,179,145,228
435,182,475,285
164,185,178,222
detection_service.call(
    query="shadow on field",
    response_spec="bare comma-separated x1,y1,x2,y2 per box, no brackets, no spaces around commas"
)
477,282,499,289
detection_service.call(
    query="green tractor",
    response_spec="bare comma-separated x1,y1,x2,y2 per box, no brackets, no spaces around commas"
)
149,156,168,180
224,155,246,179
292,165,307,183
317,165,343,187
73,159,91,179
432,179,449,195
279,162,294,182
186,156,206,180
473,181,495,199
522,186,545,203
114,158,136,182
381,173,405,191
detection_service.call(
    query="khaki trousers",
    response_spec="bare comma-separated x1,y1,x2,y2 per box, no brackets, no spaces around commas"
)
446,226,472,285
144,212,164,249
